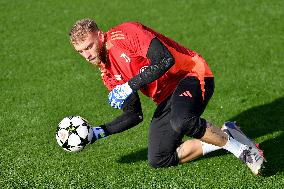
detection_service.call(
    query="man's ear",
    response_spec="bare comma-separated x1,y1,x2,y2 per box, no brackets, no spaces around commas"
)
97,31,105,42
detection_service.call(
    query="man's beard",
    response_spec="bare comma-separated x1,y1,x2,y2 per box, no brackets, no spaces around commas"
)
98,43,108,64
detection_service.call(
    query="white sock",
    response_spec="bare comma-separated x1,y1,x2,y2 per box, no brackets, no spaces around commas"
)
222,136,247,158
201,141,222,155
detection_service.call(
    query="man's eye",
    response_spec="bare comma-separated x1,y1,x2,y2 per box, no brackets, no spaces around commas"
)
86,43,93,50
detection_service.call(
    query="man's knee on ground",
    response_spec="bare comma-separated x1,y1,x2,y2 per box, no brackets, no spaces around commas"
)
148,153,179,168
170,116,207,139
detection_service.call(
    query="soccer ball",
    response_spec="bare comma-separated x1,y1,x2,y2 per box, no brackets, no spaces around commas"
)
56,116,94,152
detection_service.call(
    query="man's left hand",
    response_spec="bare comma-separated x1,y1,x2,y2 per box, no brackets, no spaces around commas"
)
108,83,133,109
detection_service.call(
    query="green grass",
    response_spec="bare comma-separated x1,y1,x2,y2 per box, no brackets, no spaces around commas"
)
0,0,283,188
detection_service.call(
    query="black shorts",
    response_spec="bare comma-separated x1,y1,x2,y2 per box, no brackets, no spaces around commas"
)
148,76,214,168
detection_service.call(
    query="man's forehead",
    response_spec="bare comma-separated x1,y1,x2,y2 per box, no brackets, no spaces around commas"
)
74,33,95,50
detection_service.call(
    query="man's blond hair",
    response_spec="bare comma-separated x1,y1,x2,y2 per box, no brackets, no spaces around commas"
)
69,18,99,45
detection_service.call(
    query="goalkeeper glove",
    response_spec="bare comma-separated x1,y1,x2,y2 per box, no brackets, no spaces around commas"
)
108,82,133,109
91,126,107,143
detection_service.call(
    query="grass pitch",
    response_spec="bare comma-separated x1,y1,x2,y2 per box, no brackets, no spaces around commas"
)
0,0,283,188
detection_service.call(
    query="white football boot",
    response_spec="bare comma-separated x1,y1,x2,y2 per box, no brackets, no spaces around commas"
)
222,121,266,175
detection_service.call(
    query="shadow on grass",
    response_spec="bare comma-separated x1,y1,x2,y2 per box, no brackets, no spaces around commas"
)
118,97,283,176
118,148,148,164
228,97,284,176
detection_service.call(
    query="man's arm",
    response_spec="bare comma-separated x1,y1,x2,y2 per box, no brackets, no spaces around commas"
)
108,37,174,109
100,92,143,135
128,37,175,90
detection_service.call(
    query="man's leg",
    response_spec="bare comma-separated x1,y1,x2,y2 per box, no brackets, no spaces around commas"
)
171,77,246,156
201,122,228,146
169,77,217,163
177,139,222,163
147,104,220,166
170,77,265,174
176,124,247,164
148,97,183,168
148,78,221,167
176,139,203,163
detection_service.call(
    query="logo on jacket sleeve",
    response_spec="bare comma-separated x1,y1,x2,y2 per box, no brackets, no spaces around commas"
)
139,66,148,73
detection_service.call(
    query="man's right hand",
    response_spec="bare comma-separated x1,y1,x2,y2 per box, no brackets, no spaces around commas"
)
91,126,107,143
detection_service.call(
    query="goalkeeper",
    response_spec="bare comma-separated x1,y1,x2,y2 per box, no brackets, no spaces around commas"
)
69,19,265,175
